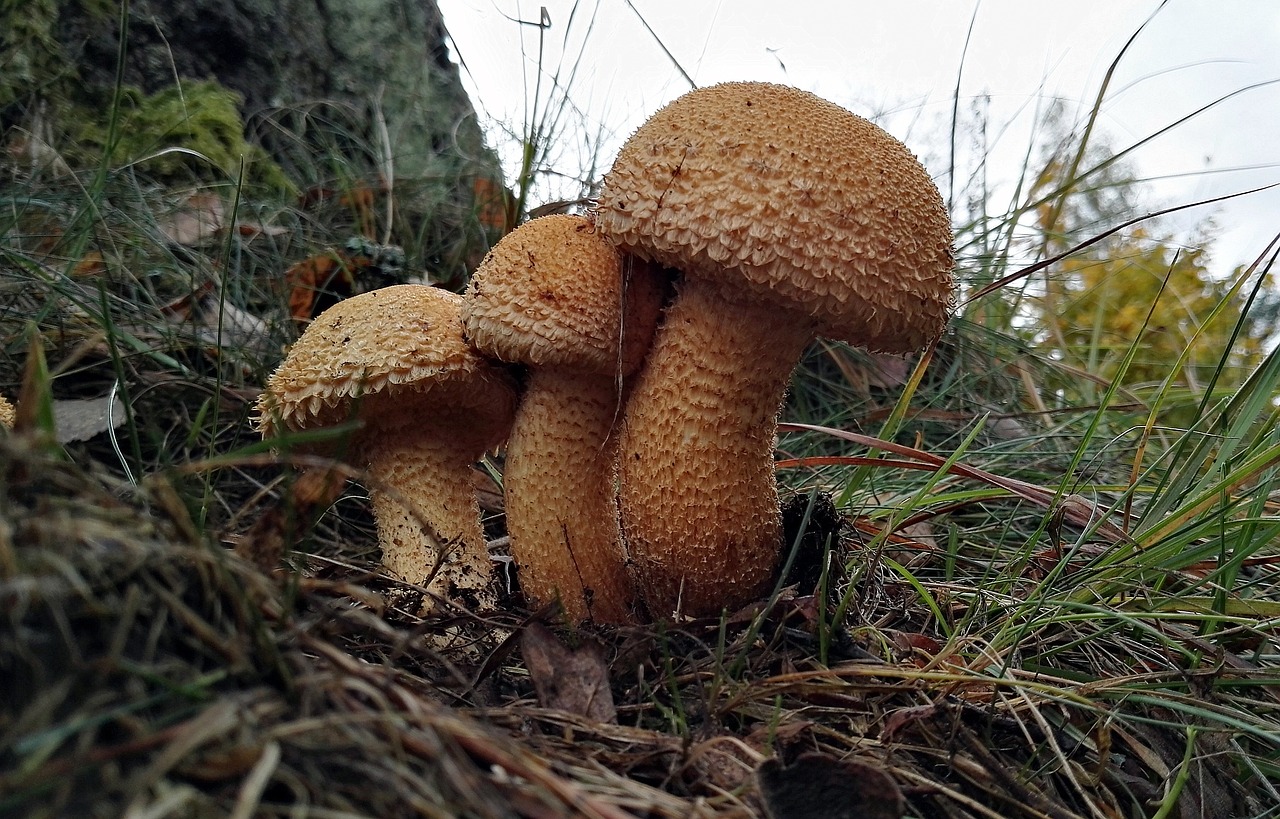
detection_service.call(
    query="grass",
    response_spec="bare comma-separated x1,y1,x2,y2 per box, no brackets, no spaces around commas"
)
3,5,1280,818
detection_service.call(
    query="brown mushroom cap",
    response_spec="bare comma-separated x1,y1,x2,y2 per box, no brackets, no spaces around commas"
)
0,396,13,429
461,214,665,623
257,285,518,608
259,285,514,449
464,213,664,376
596,81,953,351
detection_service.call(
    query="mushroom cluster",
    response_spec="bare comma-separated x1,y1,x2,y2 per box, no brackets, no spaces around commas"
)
256,81,953,625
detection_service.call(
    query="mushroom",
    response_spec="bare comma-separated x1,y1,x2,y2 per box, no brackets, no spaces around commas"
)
256,284,518,609
594,82,954,617
0,396,13,428
463,214,665,623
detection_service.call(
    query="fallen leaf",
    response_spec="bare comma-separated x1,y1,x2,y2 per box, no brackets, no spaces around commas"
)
472,175,516,236
471,467,504,514
233,466,349,572
5,125,72,176
880,704,940,744
284,252,352,325
757,753,904,819
889,630,943,657
283,239,407,326
520,623,615,723
235,221,287,238
72,251,108,278
53,395,126,443
160,192,225,246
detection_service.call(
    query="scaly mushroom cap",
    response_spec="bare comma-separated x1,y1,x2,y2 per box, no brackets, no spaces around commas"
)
0,396,13,428
463,214,665,376
257,284,515,451
596,81,954,351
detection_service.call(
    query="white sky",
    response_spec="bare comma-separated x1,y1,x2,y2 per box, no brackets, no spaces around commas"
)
438,0,1280,276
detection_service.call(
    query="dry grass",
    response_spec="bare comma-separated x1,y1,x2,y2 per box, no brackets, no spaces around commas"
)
2,418,1271,817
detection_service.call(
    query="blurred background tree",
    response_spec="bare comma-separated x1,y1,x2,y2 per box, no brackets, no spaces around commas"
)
954,100,1274,408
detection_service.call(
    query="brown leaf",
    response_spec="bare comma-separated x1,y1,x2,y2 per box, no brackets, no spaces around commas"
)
72,251,107,278
235,220,287,238
880,704,941,743
757,753,904,819
160,192,225,246
234,467,348,572
520,623,615,723
471,467,504,514
889,630,942,658
283,252,351,325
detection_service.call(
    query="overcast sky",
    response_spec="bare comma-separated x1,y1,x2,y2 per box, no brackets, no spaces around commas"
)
437,0,1280,275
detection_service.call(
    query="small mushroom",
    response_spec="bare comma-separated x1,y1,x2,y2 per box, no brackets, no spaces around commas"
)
463,214,665,623
256,285,517,609
595,82,955,617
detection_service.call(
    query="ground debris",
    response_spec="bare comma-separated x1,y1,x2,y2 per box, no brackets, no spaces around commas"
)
522,622,617,723
0,431,1267,818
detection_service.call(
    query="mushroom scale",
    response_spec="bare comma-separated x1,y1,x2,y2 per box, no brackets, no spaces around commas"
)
257,285,517,610
463,214,665,623
0,396,13,428
595,82,955,617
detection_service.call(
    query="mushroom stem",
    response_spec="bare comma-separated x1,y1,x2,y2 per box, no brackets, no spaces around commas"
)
619,280,817,617
504,367,637,623
363,417,496,609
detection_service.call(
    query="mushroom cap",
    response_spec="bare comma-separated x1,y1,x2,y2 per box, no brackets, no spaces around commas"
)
595,81,954,352
463,214,665,376
0,395,13,428
257,285,516,451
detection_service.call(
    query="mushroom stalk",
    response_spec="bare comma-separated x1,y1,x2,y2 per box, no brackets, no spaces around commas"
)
363,417,495,607
619,280,817,617
504,367,636,622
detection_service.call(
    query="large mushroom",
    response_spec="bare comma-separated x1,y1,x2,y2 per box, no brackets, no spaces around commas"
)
463,214,665,623
595,82,954,617
256,284,518,609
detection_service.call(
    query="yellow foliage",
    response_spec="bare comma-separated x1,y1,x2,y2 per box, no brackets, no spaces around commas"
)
1030,160,1263,392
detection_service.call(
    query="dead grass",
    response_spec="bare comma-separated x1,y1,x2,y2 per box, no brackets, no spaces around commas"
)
2,419,1270,817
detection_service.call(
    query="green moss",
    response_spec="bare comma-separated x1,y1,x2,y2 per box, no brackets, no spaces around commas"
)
0,0,62,109
0,0,110,112
71,80,295,193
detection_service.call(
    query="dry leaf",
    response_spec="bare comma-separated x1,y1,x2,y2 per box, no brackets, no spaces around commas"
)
5,125,72,176
880,704,940,743
757,753,904,819
234,467,349,572
471,467,504,514
284,252,353,325
520,623,615,723
53,396,126,443
160,192,225,246
72,251,108,278
472,175,516,236
283,240,407,326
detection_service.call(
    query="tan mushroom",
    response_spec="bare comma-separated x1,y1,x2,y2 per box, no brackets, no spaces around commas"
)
0,396,13,428
256,285,518,609
595,82,954,617
463,214,665,623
